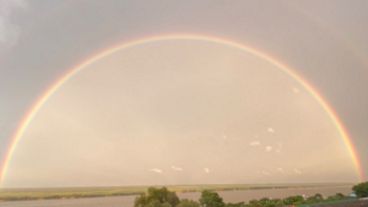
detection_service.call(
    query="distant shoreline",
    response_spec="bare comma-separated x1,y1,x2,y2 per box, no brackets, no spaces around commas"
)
0,183,353,202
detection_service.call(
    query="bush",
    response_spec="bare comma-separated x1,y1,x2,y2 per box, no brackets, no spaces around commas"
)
225,202,246,207
177,199,200,207
199,190,225,207
247,198,282,207
353,181,368,198
306,193,324,203
282,195,304,205
135,187,180,207
326,193,345,201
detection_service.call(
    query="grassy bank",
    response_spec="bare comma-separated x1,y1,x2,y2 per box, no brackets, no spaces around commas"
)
0,183,353,201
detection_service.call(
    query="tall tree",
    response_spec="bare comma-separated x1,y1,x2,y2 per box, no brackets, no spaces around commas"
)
135,187,180,207
353,182,368,198
199,190,225,207
177,199,200,207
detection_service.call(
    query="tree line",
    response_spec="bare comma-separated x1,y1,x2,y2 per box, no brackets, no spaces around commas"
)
134,181,368,207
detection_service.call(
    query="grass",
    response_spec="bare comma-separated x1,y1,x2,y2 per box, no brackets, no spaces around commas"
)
0,183,353,202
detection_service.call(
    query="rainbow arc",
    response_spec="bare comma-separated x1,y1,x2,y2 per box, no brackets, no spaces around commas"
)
0,34,363,184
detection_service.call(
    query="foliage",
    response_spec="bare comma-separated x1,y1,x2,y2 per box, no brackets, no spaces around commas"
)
144,200,172,207
282,195,305,205
248,199,262,207
135,187,180,207
353,181,368,198
199,190,225,207
247,198,283,207
225,202,246,207
131,185,358,207
305,193,323,204
326,193,345,201
177,199,200,207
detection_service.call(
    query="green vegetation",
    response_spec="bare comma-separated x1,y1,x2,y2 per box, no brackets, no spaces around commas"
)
245,192,359,207
134,187,180,207
177,199,200,207
352,181,368,198
199,190,225,207
305,193,323,203
133,186,361,207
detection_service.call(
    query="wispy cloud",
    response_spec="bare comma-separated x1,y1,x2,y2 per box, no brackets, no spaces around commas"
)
249,140,261,147
267,127,275,133
204,167,210,173
265,145,273,152
276,167,285,174
149,168,163,174
0,0,28,47
294,168,302,175
171,165,183,171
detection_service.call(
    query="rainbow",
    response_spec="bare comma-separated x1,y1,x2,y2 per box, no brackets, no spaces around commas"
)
0,34,364,185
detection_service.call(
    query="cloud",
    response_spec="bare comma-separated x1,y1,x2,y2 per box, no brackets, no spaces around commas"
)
294,168,302,175
267,127,275,133
265,145,273,152
0,0,28,46
149,168,163,174
261,170,271,176
171,165,183,171
249,140,261,147
204,167,210,173
276,167,285,174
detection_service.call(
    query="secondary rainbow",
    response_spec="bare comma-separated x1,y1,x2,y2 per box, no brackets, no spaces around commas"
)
0,34,364,184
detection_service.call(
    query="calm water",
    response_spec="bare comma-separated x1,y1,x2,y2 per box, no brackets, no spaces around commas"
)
0,186,352,207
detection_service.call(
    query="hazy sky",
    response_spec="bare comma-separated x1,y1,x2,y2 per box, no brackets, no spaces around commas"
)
1,0,368,187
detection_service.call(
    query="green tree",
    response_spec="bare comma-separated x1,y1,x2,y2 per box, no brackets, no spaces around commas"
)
248,199,262,207
257,198,283,207
353,182,368,198
258,198,272,207
135,187,180,207
247,198,282,207
177,199,200,207
199,190,225,207
282,195,304,205
326,193,345,201
145,200,172,207
306,193,324,204
225,202,246,207
269,199,283,207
